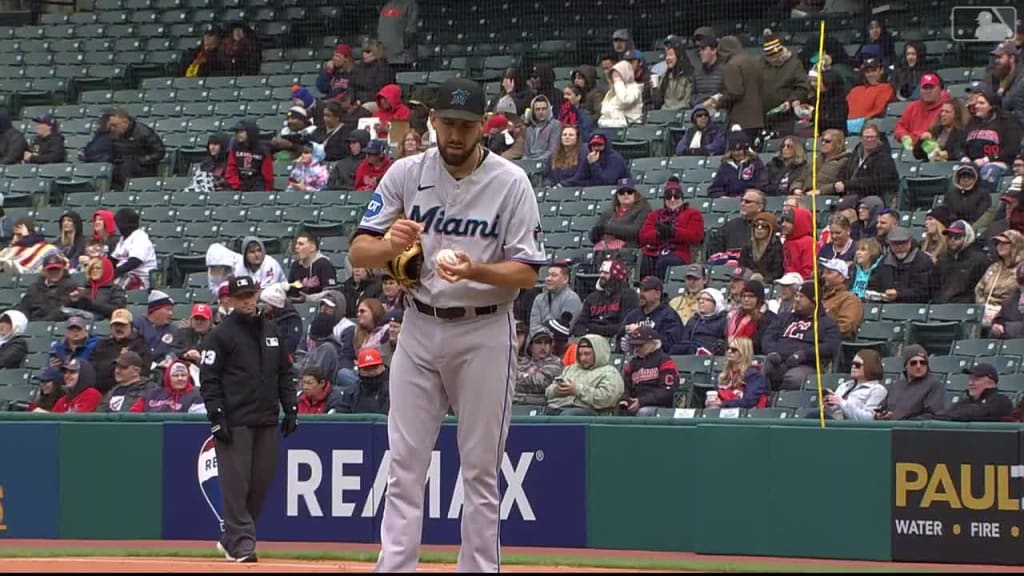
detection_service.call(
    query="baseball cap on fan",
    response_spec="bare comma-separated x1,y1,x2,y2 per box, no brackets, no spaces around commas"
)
433,77,486,122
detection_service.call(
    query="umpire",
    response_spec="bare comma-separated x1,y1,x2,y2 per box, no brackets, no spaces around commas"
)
200,276,299,563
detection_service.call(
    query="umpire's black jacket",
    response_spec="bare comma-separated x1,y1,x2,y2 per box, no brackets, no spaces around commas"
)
200,310,297,427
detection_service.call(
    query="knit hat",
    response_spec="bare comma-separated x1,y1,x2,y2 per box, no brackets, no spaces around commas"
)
291,84,315,108
971,84,1002,108
762,34,784,56
798,281,816,302
663,176,683,196
309,312,336,340
600,258,628,281
546,311,573,338
925,205,952,228
147,290,173,312
902,344,928,366
334,43,352,58
258,282,288,309
726,130,750,151
384,307,404,324
742,279,765,303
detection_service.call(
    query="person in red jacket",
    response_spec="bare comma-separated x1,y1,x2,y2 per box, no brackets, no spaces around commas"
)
372,83,411,140
354,139,394,191
132,359,203,413
638,177,705,279
895,73,948,151
782,206,815,280
51,358,101,413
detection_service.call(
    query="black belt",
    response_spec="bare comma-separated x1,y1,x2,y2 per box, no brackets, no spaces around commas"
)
412,298,499,320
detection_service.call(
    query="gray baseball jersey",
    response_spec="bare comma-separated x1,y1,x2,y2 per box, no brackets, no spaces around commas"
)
354,145,546,572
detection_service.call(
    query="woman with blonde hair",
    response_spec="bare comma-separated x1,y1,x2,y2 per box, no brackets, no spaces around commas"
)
337,297,389,393
849,238,885,299
920,206,951,262
398,130,423,158
738,211,784,282
764,136,810,196
351,38,396,103
807,129,850,195
545,124,582,187
976,230,1024,326
704,337,768,409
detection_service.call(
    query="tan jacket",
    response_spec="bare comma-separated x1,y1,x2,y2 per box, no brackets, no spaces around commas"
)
669,293,699,325
822,284,864,339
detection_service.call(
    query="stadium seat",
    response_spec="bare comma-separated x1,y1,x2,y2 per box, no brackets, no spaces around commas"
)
951,338,1001,357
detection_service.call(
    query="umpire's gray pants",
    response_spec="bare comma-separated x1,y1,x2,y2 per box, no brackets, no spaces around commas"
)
215,425,280,557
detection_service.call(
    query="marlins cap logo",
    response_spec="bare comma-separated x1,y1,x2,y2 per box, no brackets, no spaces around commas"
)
450,89,470,106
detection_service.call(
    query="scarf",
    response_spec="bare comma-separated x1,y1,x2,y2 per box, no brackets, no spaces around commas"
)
851,256,883,298
558,101,579,128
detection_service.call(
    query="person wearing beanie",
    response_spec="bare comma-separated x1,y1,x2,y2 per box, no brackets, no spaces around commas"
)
316,43,354,100
933,220,990,304
327,128,371,189
181,29,225,78
942,162,992,228
298,311,346,388
133,290,178,362
290,84,324,131
876,345,944,420
674,105,725,156
724,279,775,354
781,207,815,281
707,129,767,198
572,259,640,339
515,328,563,407
920,205,952,262
617,276,684,356
962,87,1022,188
704,35,765,137
760,33,811,137
761,281,840,391
524,95,562,162
739,211,784,283
351,39,396,105
819,258,863,339
638,177,705,279
874,227,936,303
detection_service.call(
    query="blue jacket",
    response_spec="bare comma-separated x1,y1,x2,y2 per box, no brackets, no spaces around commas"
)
707,156,767,198
544,150,584,187
133,317,176,362
675,311,727,355
50,334,99,363
761,310,841,367
617,302,684,355
316,67,353,99
720,366,768,409
675,125,726,156
564,147,632,187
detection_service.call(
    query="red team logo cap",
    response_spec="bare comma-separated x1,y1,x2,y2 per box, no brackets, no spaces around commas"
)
358,349,384,369
191,303,213,320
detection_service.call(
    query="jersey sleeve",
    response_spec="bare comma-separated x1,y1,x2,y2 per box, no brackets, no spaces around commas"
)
503,172,548,265
355,159,407,236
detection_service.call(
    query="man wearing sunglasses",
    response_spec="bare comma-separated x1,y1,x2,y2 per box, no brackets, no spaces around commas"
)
874,227,935,303
875,345,944,420
638,177,705,279
707,188,764,261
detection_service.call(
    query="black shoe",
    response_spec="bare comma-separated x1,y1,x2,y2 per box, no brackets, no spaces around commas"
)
235,553,258,563
216,540,236,562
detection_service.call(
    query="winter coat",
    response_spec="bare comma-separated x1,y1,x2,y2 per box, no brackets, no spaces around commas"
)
976,230,1024,310
821,284,864,338
73,258,126,320
516,329,564,399
691,59,725,106
134,361,203,413
598,60,643,128
91,332,151,394
811,69,850,134
110,117,165,189
18,272,77,321
890,43,932,101
832,379,888,420
327,129,370,189
894,91,948,144
99,376,156,413
657,53,693,111
760,50,811,111
546,334,623,411
883,372,945,420
874,245,937,303
623,346,679,408
0,110,27,165
529,287,583,335
675,288,728,355
81,113,112,163
572,282,640,339
962,109,1022,165
762,309,841,367
638,204,705,263
717,365,769,409
557,102,594,143
708,215,754,256
739,236,785,283
26,131,66,164
351,60,396,104
316,62,353,100
943,182,992,228
298,382,347,414
49,334,98,364
340,275,382,318
993,289,1024,338
563,146,631,187
814,151,851,195
572,65,606,119
715,36,764,130
55,211,85,267
545,151,582,187
838,144,899,200
181,45,226,77
590,204,650,249
783,207,815,281
764,156,810,196
0,310,28,369
373,84,411,131
675,110,726,156
286,143,330,193
225,120,273,191
617,302,685,357
932,223,990,304
707,153,767,198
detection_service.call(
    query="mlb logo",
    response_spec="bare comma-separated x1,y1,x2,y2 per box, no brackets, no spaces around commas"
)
266,337,279,347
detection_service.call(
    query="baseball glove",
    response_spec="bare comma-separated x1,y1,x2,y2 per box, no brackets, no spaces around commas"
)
383,226,424,291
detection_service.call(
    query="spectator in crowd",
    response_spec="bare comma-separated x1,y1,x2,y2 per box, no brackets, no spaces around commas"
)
723,266,750,311
181,29,225,78
708,188,764,260
877,345,944,420
241,236,285,289
990,41,1024,128
66,256,125,320
380,306,402,364
767,272,803,315
135,359,203,413
832,123,898,201
819,214,856,262
529,64,562,109
806,129,850,195
297,366,346,414
272,107,317,161
79,110,112,163
846,57,894,132
676,287,727,355
760,33,810,136
895,74,947,152
0,309,27,369
258,282,304,355
524,96,561,162
572,64,606,119
0,218,60,275
92,308,152,394
191,134,230,191
763,282,840,390
339,266,381,318
739,211,784,282
515,328,563,406
691,35,725,106
986,175,1024,244
940,363,1014,421
483,113,526,160
345,346,390,414
546,333,622,416
619,326,678,415
875,227,935,302
920,206,951,262
18,253,75,321
205,242,246,299
0,108,27,164
852,195,884,241
725,280,775,353
961,87,1021,187
612,28,635,60
857,18,896,65
707,130,766,198
0,207,13,246
338,297,388,393
822,350,888,420
933,220,990,303
23,114,65,164
563,133,631,187
976,230,1024,317
494,67,535,116
372,84,411,140
655,37,693,111
169,303,214,362
705,36,764,139
590,177,650,251
220,22,260,76
819,258,864,338
107,109,164,191
133,290,177,361
877,212,901,247
51,358,101,414
944,163,992,227
398,130,423,159
352,39,396,104
558,85,594,143
28,366,62,412
286,142,330,193
298,311,344,384
618,276,684,355
529,263,583,335
355,140,393,191
764,136,810,196
782,207,814,280
848,238,886,299
545,125,582,187
890,41,933,101
638,177,705,278
597,60,643,128
226,120,274,192
674,105,725,156
378,276,404,312
91,210,119,260
328,129,370,189
98,350,154,413
111,208,157,291
668,264,706,324
315,100,351,162
706,336,769,409
572,259,639,340
913,98,967,162
48,315,97,364
376,0,418,68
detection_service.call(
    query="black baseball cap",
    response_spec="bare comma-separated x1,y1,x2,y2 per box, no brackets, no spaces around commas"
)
629,325,660,344
433,77,486,122
228,276,258,296
964,363,999,384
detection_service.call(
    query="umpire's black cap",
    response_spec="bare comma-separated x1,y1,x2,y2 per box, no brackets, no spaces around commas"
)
228,276,258,297
433,77,486,122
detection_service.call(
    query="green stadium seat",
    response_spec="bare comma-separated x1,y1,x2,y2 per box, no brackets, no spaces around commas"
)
1000,339,1024,356
773,390,819,412
878,303,929,323
925,355,971,376
746,407,793,419
976,356,1020,375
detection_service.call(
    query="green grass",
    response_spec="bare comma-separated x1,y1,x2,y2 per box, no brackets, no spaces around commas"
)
0,546,947,572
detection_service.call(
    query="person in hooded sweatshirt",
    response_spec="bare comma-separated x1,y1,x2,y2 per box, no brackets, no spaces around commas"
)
67,256,126,320
674,105,725,156
638,177,705,278
707,130,767,198
79,110,113,163
328,129,370,189
528,64,562,108
287,230,338,302
932,220,991,304
194,133,230,190
55,211,85,270
617,276,684,356
0,108,27,164
876,345,945,420
225,119,274,192
90,209,119,261
515,328,563,406
285,141,329,193
51,358,102,413
961,87,1022,188
524,95,561,162
571,64,606,119
372,84,411,140
852,195,884,240
890,41,934,102
205,242,248,298
874,227,936,303
354,139,393,191
833,122,899,201
762,282,841,391
135,359,203,413
781,207,814,281
298,311,346,385
23,114,66,164
598,59,643,128
239,236,285,289
705,35,764,138
0,309,28,369
258,282,304,356
675,287,728,355
111,208,157,291
563,133,631,187
546,334,623,416
572,259,639,339
943,163,992,227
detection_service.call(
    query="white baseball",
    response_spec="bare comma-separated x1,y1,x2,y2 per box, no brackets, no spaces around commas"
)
436,249,459,266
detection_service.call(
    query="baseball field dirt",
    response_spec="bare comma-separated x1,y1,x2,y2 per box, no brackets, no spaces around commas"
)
0,540,1022,572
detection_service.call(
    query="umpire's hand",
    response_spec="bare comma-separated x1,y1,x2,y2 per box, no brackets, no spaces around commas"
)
281,405,299,438
210,408,231,444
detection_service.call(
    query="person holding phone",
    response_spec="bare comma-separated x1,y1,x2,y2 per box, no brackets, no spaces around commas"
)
545,334,623,416
820,350,887,420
